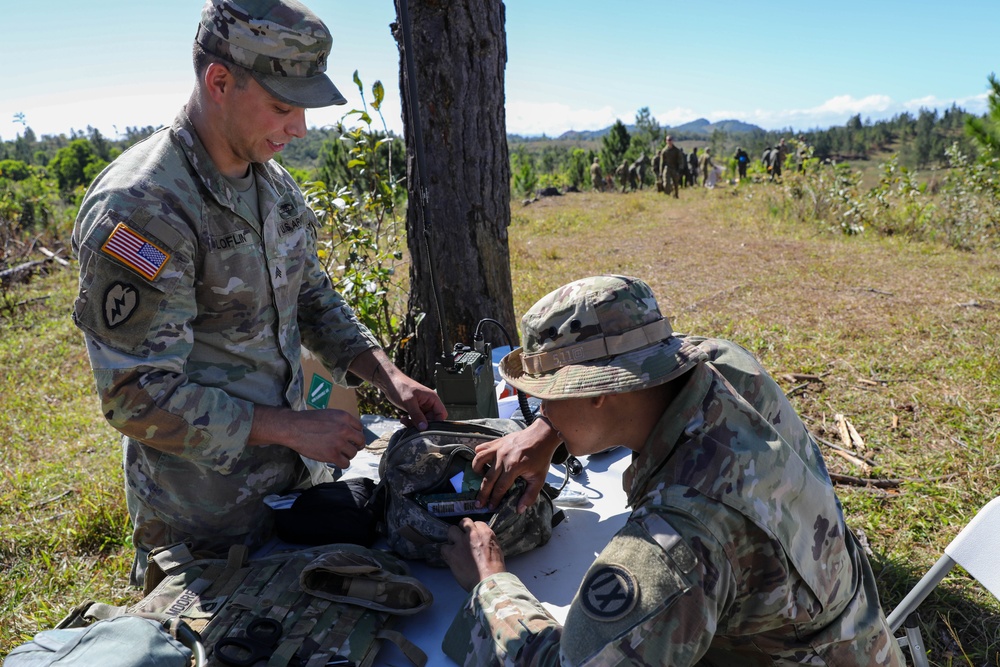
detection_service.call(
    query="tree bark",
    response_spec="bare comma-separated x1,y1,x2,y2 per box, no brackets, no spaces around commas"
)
394,0,515,385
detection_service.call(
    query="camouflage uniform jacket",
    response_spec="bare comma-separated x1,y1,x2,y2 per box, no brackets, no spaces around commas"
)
660,144,684,172
445,337,903,666
71,109,379,557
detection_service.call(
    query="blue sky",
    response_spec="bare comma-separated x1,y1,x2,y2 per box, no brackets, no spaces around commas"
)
2,1,998,142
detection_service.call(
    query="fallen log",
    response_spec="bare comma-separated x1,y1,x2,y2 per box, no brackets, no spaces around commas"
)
38,246,71,267
829,473,901,489
0,259,48,287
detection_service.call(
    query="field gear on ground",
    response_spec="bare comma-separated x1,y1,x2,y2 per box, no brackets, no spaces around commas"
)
9,542,432,667
377,419,564,566
5,613,204,667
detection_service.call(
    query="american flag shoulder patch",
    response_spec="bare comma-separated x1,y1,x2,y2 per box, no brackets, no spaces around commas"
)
101,222,171,281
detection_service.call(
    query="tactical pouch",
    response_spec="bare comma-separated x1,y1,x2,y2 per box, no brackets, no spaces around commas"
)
12,543,431,667
132,542,429,667
377,419,563,566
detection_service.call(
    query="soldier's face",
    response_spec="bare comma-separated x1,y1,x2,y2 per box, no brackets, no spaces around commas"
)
221,77,308,171
540,396,612,456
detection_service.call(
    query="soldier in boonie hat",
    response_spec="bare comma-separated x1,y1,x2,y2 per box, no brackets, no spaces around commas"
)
499,275,702,400
195,0,346,108
440,274,906,666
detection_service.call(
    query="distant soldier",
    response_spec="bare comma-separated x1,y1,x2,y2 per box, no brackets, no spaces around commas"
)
634,152,650,189
762,147,773,180
652,149,663,192
627,161,640,192
687,148,700,187
734,146,749,181
590,157,604,191
795,135,809,173
659,135,684,199
700,147,714,187
772,138,788,180
615,159,630,193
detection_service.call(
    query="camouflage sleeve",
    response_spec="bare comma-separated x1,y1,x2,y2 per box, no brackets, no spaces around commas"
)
296,219,379,386
442,572,563,667
444,511,738,667
73,214,253,475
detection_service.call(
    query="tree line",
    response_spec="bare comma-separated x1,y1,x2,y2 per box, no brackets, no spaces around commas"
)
508,103,982,194
4,76,999,251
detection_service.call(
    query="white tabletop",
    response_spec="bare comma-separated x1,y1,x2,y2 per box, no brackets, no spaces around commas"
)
365,446,633,667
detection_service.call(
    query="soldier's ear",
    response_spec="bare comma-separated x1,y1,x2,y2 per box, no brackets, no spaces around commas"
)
203,62,235,102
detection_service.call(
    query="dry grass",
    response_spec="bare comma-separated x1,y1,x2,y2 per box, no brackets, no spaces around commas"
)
2,181,999,663
511,184,1000,664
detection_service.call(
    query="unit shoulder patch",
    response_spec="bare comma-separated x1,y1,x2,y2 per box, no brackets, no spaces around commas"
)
580,563,639,621
103,281,139,328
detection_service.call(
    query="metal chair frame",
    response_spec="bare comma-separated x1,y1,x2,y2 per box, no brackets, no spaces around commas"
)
886,497,1000,667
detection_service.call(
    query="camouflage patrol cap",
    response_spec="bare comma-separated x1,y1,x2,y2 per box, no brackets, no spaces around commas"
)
196,0,346,108
499,275,703,399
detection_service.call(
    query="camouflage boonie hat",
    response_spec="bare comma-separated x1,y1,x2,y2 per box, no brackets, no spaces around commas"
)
196,0,346,108
499,275,703,399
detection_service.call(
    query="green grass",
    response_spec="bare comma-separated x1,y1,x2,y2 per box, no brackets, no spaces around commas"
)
3,182,1000,663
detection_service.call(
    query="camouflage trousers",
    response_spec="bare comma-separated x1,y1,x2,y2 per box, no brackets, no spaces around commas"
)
662,167,681,197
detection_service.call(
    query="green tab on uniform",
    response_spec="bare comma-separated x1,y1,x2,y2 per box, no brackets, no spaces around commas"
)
306,374,333,409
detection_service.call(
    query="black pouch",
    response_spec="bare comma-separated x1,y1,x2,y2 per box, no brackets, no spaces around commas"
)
274,477,383,546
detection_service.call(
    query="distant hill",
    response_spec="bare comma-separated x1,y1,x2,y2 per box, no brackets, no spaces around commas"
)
667,118,763,135
509,118,765,143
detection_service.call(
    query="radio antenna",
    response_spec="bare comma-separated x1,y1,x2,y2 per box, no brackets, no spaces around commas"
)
396,0,452,367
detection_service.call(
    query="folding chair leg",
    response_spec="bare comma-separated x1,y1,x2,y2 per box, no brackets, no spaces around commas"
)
887,554,955,633
895,613,930,667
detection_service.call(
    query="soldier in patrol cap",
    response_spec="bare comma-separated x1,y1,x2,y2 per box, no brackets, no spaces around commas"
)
71,0,446,585
441,275,903,666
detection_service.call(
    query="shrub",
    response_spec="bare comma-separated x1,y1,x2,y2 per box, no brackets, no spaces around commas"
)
303,72,411,414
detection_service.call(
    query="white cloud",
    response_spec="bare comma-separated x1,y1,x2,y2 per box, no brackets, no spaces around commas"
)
505,100,621,136
653,106,701,128
903,93,988,115
711,94,894,130
1,84,190,141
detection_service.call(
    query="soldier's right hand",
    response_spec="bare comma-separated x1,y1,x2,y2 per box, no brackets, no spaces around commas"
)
249,405,366,469
473,417,563,513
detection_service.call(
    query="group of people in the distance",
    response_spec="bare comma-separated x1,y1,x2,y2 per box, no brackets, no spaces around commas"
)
69,0,904,664
592,134,810,197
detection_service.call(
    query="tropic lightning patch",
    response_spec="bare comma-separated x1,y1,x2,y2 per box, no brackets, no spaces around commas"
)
580,564,639,621
104,281,139,328
101,222,170,280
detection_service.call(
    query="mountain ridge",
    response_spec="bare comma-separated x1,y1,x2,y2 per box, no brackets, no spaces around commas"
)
511,117,765,142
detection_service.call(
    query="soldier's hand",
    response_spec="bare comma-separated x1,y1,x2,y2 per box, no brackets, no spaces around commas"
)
441,518,506,591
378,368,448,430
250,405,366,469
473,417,562,514
351,350,447,430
